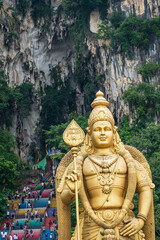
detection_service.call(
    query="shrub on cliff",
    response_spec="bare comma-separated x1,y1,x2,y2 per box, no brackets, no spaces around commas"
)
0,69,21,126
16,83,34,118
138,62,160,79
97,13,160,58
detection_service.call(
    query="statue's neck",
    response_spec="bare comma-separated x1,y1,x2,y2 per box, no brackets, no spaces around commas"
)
93,147,114,155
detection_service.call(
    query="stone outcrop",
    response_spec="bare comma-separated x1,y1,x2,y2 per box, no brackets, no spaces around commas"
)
0,0,159,159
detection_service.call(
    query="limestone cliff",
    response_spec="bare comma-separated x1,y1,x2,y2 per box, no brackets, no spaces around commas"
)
0,0,159,159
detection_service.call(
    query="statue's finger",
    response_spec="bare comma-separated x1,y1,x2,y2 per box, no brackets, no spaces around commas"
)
67,175,74,181
123,228,135,237
70,173,77,180
128,230,137,236
72,170,79,179
120,225,133,235
120,222,132,232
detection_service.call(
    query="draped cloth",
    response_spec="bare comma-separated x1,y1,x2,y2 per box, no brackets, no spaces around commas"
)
72,209,145,240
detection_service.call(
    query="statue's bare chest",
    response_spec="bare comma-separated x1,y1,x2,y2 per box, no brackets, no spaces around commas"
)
83,154,127,200
83,154,127,176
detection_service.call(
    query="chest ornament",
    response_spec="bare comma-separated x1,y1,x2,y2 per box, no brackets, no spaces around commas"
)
88,154,119,196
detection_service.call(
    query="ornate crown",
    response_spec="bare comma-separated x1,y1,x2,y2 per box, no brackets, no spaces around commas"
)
88,91,115,128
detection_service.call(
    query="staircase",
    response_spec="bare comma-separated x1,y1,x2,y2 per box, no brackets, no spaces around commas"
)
0,170,58,240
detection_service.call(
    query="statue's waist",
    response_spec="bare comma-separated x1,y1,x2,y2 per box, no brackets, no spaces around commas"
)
84,208,130,224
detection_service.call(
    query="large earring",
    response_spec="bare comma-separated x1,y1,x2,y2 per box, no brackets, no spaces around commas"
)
112,134,117,153
84,133,94,154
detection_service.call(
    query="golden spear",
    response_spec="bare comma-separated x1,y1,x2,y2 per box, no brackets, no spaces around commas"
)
63,119,85,240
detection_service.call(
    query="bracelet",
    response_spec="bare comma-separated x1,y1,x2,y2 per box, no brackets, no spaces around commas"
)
137,213,147,222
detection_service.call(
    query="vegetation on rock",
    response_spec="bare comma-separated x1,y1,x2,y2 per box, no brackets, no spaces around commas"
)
16,83,34,118
0,129,22,221
97,13,160,58
16,0,52,30
122,82,160,129
118,83,160,238
62,0,108,62
31,0,52,29
138,62,160,79
15,0,31,17
0,68,21,126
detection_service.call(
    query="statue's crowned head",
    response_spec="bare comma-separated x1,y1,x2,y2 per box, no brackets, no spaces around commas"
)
85,91,120,154
88,91,115,128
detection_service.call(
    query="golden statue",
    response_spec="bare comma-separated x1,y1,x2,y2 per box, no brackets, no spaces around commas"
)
56,91,155,240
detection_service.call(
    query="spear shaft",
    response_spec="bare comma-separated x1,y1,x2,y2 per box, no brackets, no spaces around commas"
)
63,119,85,240
71,147,80,240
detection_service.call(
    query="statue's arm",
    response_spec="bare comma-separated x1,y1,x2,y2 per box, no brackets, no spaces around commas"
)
61,183,75,205
120,160,154,237
60,163,81,205
136,161,154,221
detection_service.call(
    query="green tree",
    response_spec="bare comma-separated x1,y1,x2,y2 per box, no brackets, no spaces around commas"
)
122,82,160,129
0,130,22,220
31,0,52,29
118,83,160,238
40,85,76,130
44,114,88,159
15,0,31,17
138,62,159,79
16,83,34,117
0,69,21,126
97,13,160,58
0,130,21,189
62,0,108,19
110,11,124,29
0,192,7,221
0,1,3,10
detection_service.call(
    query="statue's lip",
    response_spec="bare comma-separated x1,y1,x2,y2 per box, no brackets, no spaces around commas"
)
99,137,107,141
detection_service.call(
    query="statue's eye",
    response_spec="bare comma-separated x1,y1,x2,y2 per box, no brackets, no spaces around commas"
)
104,127,111,131
94,127,101,132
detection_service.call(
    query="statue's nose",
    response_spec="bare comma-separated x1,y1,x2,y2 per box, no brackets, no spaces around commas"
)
101,128,105,134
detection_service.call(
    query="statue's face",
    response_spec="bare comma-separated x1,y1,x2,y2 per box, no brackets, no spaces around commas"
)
91,121,114,149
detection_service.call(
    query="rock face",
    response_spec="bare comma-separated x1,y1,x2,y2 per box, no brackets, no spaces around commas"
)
0,0,160,159
108,0,160,18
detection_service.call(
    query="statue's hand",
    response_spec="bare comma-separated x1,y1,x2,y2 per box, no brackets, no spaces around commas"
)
115,141,127,156
66,170,82,193
120,218,144,237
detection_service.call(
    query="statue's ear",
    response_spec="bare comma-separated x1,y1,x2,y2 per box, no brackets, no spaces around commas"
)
86,127,91,135
114,130,121,144
113,126,118,133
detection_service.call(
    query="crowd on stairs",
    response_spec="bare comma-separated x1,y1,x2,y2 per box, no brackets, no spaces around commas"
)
0,167,58,240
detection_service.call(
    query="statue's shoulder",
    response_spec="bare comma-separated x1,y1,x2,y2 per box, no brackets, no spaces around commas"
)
125,145,152,179
83,155,94,176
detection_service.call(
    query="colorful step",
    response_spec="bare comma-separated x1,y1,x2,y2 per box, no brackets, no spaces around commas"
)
29,219,43,229
34,198,48,208
47,208,57,218
32,208,46,216
16,209,31,219
20,199,34,209
14,219,28,230
41,190,52,198
11,230,25,239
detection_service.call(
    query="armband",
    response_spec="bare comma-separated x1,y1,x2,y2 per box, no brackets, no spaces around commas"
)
137,213,147,222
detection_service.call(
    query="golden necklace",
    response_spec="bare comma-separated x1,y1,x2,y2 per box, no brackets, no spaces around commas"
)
88,154,119,172
88,154,119,197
